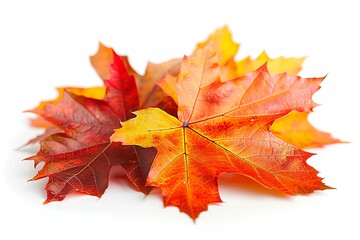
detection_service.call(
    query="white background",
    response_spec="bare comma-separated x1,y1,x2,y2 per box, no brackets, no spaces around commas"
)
1,0,359,239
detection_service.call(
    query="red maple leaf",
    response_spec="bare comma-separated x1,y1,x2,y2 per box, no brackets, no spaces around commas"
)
26,52,155,203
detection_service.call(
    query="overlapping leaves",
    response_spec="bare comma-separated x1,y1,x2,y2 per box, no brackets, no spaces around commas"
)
25,26,338,219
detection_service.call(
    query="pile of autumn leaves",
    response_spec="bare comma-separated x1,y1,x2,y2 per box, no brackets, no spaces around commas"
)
25,26,339,220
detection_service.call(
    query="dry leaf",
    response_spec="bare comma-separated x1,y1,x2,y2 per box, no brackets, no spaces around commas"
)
112,45,329,219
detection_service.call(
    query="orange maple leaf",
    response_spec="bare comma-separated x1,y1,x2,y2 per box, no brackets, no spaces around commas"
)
111,45,330,220
158,26,339,149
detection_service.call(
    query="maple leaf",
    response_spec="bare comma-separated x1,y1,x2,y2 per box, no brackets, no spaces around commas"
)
158,26,339,149
26,52,155,203
111,45,330,220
